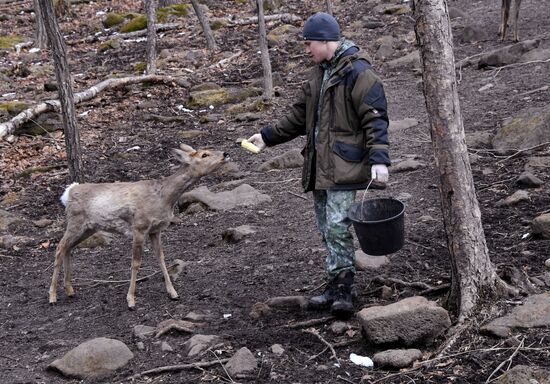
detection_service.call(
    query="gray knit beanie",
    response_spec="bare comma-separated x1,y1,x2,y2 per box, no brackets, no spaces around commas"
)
302,12,341,41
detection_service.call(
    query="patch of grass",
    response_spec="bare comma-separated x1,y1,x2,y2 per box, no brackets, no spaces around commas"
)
0,35,24,49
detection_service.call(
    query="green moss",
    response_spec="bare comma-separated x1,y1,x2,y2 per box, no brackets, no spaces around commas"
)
0,101,28,115
187,89,229,108
209,19,227,31
157,4,190,22
120,15,147,33
0,35,24,49
102,12,125,28
133,61,147,73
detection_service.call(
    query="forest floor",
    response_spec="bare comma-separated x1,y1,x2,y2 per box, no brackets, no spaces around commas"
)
0,0,549,383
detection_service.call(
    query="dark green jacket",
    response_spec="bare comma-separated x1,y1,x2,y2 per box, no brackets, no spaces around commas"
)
261,45,390,192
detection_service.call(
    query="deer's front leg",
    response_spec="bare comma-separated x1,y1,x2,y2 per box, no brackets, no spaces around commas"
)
150,232,178,300
127,232,145,309
49,244,65,304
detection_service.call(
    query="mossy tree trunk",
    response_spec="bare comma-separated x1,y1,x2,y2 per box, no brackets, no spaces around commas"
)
146,0,157,74
39,0,83,182
256,0,273,100
190,0,217,54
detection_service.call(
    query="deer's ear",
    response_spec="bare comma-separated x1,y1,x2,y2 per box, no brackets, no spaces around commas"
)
179,143,196,154
171,148,192,165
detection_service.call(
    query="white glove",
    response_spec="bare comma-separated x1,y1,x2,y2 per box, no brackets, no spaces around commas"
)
371,164,389,183
247,133,266,152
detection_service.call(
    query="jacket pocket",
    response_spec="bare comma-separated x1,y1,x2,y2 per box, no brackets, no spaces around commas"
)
332,141,369,184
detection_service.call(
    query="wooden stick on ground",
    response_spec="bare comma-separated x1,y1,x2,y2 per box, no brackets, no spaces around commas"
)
303,328,339,365
128,358,230,380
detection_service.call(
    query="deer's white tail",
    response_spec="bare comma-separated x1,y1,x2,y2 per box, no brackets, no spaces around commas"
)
60,183,79,207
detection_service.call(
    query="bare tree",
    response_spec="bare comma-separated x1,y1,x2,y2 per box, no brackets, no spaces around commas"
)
190,0,217,54
413,0,513,323
33,0,48,49
326,0,333,15
256,0,273,100
146,0,157,74
39,0,82,182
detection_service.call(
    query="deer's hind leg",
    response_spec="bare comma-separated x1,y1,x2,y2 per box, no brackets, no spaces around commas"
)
500,0,512,40
150,231,178,300
127,230,146,309
49,225,95,304
512,0,521,42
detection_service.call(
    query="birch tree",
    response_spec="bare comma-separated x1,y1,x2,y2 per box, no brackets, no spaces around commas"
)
256,0,273,100
146,0,157,74
190,0,217,54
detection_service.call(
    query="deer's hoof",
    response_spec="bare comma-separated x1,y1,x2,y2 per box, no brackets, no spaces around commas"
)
170,294,180,301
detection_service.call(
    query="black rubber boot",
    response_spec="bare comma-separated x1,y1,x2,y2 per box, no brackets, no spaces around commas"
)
331,271,355,318
308,282,337,310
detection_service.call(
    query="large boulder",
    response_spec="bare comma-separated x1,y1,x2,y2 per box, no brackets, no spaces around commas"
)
357,296,451,346
492,106,550,152
47,337,133,379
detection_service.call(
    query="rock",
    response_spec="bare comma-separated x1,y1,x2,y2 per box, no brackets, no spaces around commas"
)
545,259,550,269
496,190,529,207
492,105,550,152
184,310,213,322
330,321,350,335
32,218,53,228
0,235,34,249
516,171,544,188
182,334,220,357
392,159,424,173
357,296,451,346
225,347,257,377
47,337,133,379
373,348,422,369
222,225,257,243
389,118,418,132
265,296,308,310
133,325,156,339
160,341,173,352
258,148,303,171
495,364,550,384
478,39,539,68
380,285,393,300
531,213,550,239
355,250,390,270
179,184,272,211
480,293,550,337
386,50,421,70
0,209,24,230
270,344,285,356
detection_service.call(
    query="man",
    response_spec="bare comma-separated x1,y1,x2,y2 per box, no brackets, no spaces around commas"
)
247,12,390,317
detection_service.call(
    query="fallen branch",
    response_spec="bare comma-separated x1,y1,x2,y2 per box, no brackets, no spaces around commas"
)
485,337,525,383
128,358,230,380
303,328,339,365
495,141,550,164
285,316,333,329
214,13,301,26
0,74,190,140
371,276,434,291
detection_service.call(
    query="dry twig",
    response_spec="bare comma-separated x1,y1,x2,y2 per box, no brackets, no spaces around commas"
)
285,316,333,329
303,328,339,365
128,358,230,380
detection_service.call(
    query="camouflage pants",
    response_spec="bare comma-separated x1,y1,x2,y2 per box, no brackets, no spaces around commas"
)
313,190,356,280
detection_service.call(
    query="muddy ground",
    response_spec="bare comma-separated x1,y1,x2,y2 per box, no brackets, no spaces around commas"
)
0,0,549,383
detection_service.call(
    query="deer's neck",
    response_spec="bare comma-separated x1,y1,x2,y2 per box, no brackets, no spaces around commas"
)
160,169,201,207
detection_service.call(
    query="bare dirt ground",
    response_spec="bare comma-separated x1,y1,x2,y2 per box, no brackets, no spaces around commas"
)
1,0,549,383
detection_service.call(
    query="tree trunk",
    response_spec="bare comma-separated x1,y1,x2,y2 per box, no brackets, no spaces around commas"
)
190,0,217,54
413,0,512,323
146,0,157,74
325,0,333,15
256,0,273,100
39,0,83,182
54,0,71,18
33,0,48,49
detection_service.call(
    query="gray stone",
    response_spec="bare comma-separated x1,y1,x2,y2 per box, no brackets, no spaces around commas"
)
357,296,451,346
225,347,257,377
516,171,544,188
259,148,303,171
496,364,550,384
373,348,423,368
265,296,308,310
270,344,285,356
392,159,425,173
222,225,257,244
182,334,220,357
389,118,419,132
492,106,550,152
481,293,550,337
478,39,539,68
330,321,350,335
133,325,156,339
531,214,550,239
496,190,530,207
47,337,133,379
355,251,390,270
179,184,272,211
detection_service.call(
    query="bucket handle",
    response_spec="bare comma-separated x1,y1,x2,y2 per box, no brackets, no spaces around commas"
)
359,178,374,206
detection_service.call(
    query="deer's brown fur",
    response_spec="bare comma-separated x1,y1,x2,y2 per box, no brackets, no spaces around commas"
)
48,144,227,309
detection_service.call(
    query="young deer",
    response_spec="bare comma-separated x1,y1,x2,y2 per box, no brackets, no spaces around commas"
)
500,0,522,42
48,144,227,309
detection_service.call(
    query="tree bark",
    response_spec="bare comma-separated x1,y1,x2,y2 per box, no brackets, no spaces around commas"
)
413,0,513,323
33,0,48,49
256,0,273,100
39,0,82,182
190,0,217,54
146,0,157,74
325,0,333,15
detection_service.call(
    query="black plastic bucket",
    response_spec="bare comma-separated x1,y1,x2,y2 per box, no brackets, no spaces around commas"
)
348,198,405,256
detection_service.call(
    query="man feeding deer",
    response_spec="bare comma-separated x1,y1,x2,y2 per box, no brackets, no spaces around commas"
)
247,12,391,317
